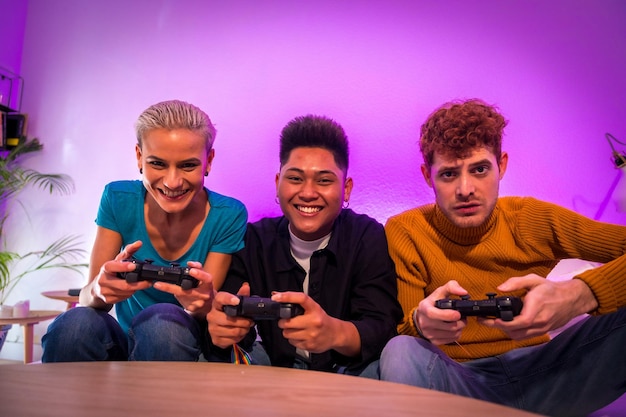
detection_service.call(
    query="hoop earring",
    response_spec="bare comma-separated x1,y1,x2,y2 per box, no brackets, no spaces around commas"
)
275,196,280,204
139,168,143,174
205,172,209,177
343,200,349,209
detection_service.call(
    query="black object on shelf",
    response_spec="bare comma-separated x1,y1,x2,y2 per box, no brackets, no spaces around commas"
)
0,65,24,113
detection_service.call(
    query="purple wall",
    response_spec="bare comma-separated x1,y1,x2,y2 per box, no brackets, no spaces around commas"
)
0,0,26,72
1,0,625,356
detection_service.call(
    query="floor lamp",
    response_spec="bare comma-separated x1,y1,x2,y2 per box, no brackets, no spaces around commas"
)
606,133,626,213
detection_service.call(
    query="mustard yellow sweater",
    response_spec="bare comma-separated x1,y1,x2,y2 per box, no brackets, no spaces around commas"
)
385,196,626,361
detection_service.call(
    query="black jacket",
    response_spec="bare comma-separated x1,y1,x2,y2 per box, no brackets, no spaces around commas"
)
222,209,402,373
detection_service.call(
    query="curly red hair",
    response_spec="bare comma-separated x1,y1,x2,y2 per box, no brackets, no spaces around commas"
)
420,99,507,168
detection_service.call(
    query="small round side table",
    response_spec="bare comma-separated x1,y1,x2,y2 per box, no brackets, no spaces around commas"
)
0,310,62,363
41,290,79,311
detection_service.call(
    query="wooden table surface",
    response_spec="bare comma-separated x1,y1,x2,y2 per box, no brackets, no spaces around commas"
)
0,361,544,417
0,310,61,327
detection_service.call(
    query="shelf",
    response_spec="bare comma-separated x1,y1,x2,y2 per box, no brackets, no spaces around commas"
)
0,66,23,113
0,104,17,113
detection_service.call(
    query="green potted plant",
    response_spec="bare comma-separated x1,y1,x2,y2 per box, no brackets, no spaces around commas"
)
0,137,87,351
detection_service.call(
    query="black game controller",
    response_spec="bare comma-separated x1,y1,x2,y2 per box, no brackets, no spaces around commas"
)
435,293,523,322
223,295,305,320
117,258,199,290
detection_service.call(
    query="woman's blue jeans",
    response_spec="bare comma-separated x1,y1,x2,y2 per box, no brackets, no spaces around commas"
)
41,304,207,362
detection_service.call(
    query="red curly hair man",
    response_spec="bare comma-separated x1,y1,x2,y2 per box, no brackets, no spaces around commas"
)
380,99,626,417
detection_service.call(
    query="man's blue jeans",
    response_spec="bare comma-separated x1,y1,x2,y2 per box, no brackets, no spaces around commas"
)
379,308,626,417
42,304,207,362
247,341,381,379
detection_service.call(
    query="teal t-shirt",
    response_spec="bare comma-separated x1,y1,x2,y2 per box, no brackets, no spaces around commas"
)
95,180,247,332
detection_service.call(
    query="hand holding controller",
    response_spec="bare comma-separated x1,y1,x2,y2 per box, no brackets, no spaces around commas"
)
435,292,523,322
116,258,199,290
223,295,304,320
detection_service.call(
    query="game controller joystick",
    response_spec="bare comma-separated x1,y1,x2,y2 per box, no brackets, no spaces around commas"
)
223,295,304,320
117,258,199,290
435,292,523,321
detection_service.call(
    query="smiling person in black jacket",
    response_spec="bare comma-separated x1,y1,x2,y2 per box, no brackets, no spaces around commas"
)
207,114,402,377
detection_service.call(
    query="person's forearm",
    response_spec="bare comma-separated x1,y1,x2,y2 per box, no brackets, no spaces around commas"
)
79,280,113,312
570,278,599,315
330,319,361,357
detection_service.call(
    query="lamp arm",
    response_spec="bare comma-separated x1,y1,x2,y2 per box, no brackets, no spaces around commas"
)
606,133,626,168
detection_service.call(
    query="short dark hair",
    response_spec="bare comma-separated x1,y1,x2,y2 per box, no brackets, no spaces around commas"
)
420,99,507,168
279,115,349,173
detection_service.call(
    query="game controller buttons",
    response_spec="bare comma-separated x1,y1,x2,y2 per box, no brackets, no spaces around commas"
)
117,258,199,290
224,295,304,320
435,293,523,322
